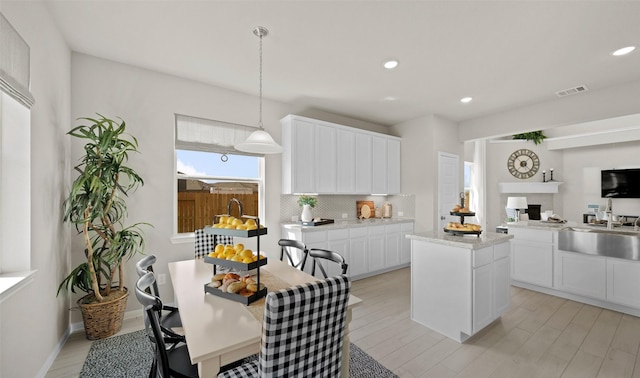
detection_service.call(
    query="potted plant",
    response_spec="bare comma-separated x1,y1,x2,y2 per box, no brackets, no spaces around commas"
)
512,130,546,145
58,114,149,340
298,195,317,222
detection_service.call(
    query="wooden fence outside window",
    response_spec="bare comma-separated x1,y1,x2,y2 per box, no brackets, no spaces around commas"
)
177,192,259,233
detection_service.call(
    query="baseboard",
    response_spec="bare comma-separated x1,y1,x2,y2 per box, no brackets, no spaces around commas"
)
36,327,71,378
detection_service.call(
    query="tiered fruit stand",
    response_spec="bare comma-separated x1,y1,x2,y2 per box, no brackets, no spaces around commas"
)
203,212,268,305
444,192,482,237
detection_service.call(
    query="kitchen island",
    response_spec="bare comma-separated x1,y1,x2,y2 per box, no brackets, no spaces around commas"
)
408,231,513,343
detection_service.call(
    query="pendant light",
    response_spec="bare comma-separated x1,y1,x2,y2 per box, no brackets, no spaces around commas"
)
235,26,283,154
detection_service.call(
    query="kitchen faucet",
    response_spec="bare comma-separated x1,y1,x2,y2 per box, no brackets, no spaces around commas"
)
606,198,613,230
635,216,640,231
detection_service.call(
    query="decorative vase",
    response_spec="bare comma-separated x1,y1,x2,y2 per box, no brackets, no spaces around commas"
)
301,204,313,222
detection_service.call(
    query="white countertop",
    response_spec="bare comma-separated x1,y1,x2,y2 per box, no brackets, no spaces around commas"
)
406,231,513,249
282,217,414,231
507,220,640,234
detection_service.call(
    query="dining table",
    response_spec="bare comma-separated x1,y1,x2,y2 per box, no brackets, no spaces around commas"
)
168,258,362,378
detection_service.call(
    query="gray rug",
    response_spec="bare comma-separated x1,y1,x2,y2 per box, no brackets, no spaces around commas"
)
80,329,397,377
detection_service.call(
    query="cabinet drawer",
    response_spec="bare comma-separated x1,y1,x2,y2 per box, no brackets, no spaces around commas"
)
369,225,386,235
493,242,510,260
303,230,327,244
473,247,493,268
350,226,368,239
510,228,554,243
328,228,349,241
385,224,401,233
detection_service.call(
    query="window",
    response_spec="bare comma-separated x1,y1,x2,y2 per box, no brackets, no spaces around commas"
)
174,115,265,235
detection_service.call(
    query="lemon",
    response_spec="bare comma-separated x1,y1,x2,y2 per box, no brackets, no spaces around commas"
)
231,255,243,262
219,216,228,224
223,247,235,256
227,217,236,225
242,257,254,264
224,224,235,229
235,225,246,230
244,219,257,227
226,254,235,260
214,244,224,254
207,252,216,257
258,254,266,260
245,224,258,231
234,244,245,252
243,249,253,256
232,218,243,226
240,249,253,258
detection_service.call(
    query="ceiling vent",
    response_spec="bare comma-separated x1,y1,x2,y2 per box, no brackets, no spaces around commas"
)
555,85,589,98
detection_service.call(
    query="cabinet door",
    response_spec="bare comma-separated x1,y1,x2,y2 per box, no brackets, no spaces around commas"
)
371,136,387,194
493,256,511,317
473,263,493,333
368,225,386,272
336,129,356,193
400,222,414,264
511,240,553,287
385,224,401,268
292,119,315,193
555,250,606,300
315,124,337,193
387,138,401,194
349,237,368,277
607,259,640,308
327,239,350,277
354,133,372,194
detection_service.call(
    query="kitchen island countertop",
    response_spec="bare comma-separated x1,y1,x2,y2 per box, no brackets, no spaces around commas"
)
406,230,513,249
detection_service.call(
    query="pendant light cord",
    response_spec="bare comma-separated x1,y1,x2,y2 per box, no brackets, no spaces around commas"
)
258,29,264,130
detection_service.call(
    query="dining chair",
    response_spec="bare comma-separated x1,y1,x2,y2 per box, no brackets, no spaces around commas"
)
136,255,185,345
218,274,352,378
307,248,349,278
278,239,309,271
135,272,199,378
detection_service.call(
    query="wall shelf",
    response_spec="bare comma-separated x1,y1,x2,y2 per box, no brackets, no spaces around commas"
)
499,182,563,194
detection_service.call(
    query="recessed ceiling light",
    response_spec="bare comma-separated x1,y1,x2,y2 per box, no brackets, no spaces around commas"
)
612,46,636,56
382,96,397,101
460,97,473,103
383,60,399,69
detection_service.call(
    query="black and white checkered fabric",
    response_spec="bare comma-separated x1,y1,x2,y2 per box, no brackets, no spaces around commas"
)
194,229,233,258
218,275,351,378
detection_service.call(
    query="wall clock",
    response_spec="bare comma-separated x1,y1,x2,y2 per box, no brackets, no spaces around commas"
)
507,149,540,179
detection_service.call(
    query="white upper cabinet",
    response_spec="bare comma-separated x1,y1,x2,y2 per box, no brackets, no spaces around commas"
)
281,114,401,194
336,129,356,193
354,133,373,194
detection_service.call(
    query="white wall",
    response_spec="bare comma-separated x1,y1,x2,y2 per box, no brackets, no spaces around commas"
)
0,2,71,377
392,114,463,233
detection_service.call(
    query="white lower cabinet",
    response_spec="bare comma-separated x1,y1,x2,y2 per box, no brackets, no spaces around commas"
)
368,225,386,272
282,221,414,280
510,228,554,288
607,259,640,308
555,250,606,300
473,262,493,333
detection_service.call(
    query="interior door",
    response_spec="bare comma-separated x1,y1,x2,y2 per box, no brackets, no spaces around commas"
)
438,152,459,229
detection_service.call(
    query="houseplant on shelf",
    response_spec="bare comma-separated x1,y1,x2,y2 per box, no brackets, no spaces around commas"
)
298,195,317,222
58,114,149,340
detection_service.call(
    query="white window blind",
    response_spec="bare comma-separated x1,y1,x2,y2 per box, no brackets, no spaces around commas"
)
175,114,263,157
0,12,35,108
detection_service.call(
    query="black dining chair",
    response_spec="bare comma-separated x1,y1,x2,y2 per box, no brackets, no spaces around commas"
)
218,275,352,378
278,239,309,271
308,248,349,278
136,272,198,378
136,255,185,345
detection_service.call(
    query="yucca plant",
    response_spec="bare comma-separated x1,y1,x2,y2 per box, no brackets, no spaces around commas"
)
58,114,149,303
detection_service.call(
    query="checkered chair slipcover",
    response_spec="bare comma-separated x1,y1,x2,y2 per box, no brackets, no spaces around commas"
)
194,229,233,258
218,275,352,378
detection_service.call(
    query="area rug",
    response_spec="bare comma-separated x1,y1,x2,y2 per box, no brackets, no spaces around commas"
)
80,329,398,377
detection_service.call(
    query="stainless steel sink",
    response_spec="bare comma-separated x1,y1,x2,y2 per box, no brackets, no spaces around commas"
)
559,228,640,261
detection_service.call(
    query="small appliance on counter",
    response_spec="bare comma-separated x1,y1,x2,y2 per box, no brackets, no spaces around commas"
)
382,202,392,218
298,218,334,226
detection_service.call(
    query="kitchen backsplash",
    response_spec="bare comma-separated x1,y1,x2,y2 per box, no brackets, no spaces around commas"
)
280,194,415,223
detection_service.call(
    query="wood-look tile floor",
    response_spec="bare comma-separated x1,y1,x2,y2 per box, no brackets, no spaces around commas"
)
48,267,640,377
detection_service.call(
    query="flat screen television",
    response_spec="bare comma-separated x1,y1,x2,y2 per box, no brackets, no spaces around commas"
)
601,169,640,198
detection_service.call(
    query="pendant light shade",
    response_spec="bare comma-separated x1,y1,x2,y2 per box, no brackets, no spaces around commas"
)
234,26,282,154
235,129,282,154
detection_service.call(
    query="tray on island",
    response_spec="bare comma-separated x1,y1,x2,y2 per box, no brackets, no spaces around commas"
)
298,218,334,227
444,228,482,237
204,282,268,305
450,211,476,217
203,255,267,272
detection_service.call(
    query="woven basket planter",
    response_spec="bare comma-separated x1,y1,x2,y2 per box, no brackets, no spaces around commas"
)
78,288,129,340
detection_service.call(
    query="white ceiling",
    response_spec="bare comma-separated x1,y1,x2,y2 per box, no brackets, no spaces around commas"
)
42,0,640,127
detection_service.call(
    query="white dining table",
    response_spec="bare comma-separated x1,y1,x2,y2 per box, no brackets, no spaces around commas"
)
168,258,361,378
